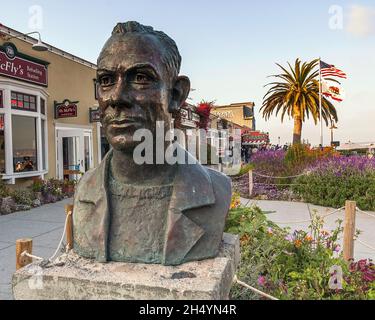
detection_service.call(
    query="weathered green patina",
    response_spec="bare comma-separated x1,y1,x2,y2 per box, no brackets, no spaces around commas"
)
72,21,232,265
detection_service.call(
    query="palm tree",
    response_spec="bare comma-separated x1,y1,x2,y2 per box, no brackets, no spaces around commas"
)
261,59,338,145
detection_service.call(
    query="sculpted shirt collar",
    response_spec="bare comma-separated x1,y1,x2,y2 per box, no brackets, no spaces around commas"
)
77,146,216,265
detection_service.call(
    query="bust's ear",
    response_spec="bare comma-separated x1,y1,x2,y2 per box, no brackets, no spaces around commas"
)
169,76,191,113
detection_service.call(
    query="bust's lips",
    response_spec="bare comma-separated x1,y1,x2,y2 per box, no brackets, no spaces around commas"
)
109,117,145,129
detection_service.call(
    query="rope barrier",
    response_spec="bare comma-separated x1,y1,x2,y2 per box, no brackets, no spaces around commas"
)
253,171,308,179
20,211,71,266
271,206,345,224
48,211,70,262
233,275,279,300
254,182,303,186
356,238,375,252
21,251,44,261
232,181,307,187
355,207,375,219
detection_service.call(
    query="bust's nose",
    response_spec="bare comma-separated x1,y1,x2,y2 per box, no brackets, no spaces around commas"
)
110,76,132,109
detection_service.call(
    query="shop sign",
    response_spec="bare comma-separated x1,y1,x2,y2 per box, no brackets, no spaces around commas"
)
191,112,200,123
181,119,196,128
179,108,200,128
0,43,48,87
54,99,78,119
212,110,234,119
89,107,101,122
180,108,189,119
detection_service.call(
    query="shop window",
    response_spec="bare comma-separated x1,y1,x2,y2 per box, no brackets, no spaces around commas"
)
40,98,46,115
0,91,3,108
41,119,46,170
12,115,37,172
0,114,5,173
11,91,37,112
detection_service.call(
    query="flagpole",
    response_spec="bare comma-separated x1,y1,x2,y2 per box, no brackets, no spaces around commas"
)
319,57,323,149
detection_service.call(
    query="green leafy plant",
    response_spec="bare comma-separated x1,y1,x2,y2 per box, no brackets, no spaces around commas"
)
31,178,44,193
0,179,11,198
293,156,375,210
226,203,375,300
11,189,35,207
235,163,254,176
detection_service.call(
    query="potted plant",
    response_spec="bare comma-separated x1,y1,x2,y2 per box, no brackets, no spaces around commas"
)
63,179,76,196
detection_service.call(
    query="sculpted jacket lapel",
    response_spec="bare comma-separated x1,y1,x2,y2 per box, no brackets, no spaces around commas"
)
163,149,216,265
77,148,215,265
76,150,111,262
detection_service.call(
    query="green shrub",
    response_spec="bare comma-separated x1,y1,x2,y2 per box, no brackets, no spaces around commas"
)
0,180,11,198
31,178,44,192
11,189,35,206
293,157,375,211
234,163,254,177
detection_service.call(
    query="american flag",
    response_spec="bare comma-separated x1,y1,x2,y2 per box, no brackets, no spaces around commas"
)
320,60,347,79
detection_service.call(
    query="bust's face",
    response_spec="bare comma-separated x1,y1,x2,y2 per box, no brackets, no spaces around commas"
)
97,33,173,152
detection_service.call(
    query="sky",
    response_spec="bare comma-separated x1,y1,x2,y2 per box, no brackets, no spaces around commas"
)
1,0,374,146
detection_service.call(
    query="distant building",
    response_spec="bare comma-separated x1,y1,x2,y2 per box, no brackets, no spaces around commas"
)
241,129,270,146
211,102,255,130
0,24,99,185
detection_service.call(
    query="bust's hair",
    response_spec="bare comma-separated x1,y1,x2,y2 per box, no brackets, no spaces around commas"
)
110,21,181,78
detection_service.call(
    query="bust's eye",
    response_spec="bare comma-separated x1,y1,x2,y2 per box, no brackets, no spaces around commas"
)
136,74,148,83
98,75,115,87
130,72,153,84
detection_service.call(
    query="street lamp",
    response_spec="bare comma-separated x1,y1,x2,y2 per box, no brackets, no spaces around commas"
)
329,122,338,146
5,31,48,52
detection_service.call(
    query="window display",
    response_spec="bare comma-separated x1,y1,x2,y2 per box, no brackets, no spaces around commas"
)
12,115,37,172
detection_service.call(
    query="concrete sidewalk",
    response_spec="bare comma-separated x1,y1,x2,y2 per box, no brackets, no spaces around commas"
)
241,198,375,262
1,198,374,300
0,198,72,300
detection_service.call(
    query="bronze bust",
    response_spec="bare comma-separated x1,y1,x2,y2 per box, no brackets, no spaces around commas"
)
72,21,232,266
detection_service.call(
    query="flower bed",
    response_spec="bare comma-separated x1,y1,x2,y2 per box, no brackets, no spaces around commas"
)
232,149,303,201
226,196,375,300
0,178,75,215
232,146,375,210
293,156,375,211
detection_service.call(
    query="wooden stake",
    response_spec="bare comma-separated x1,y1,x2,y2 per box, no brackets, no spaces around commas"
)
343,200,356,261
248,169,253,197
16,239,33,270
65,204,74,250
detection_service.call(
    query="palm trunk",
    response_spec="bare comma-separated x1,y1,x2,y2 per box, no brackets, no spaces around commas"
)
292,113,302,145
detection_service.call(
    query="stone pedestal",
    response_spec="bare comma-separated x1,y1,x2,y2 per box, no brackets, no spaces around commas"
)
12,233,240,300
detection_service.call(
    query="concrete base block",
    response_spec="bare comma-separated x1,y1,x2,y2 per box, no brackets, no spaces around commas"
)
12,233,240,300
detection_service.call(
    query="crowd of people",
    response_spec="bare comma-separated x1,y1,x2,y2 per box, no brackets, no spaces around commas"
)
241,143,290,163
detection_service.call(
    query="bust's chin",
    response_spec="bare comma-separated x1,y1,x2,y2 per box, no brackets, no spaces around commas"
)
108,135,138,154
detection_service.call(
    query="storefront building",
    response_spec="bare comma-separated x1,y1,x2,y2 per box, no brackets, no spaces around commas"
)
0,25,101,185
211,102,255,130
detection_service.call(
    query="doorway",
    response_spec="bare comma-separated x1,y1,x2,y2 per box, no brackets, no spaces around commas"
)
56,128,93,180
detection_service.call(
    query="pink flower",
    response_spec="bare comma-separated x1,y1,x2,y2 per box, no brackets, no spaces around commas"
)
267,227,273,235
334,245,341,253
285,235,293,242
258,276,266,286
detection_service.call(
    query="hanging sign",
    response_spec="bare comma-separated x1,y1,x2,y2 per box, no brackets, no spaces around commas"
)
0,43,48,87
54,99,78,119
89,107,101,122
